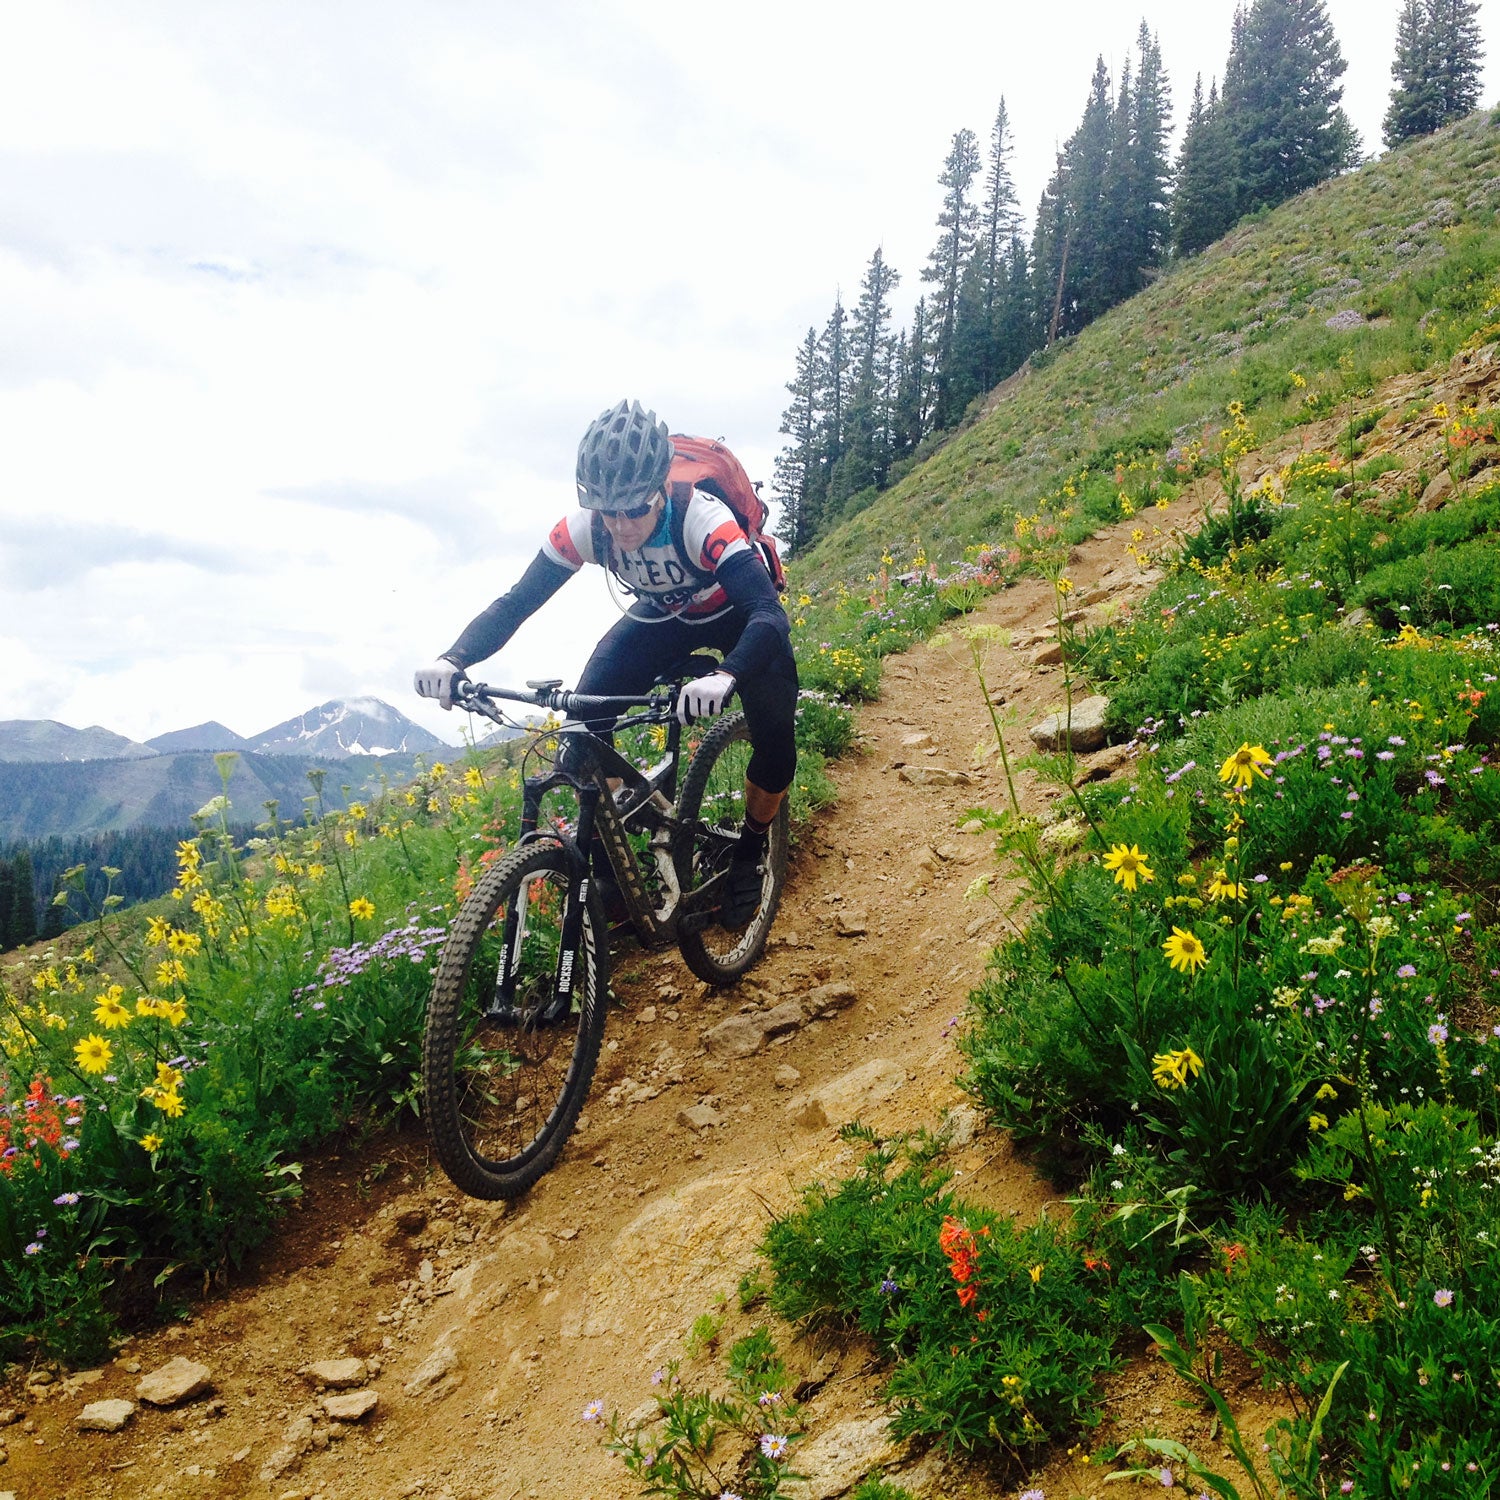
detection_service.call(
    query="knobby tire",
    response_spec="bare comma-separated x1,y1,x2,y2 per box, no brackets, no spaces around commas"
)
423,840,607,1199
673,711,789,985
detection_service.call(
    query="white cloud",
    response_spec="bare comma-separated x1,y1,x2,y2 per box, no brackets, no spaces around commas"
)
0,0,1493,742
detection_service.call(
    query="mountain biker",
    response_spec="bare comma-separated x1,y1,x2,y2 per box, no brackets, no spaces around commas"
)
414,399,797,930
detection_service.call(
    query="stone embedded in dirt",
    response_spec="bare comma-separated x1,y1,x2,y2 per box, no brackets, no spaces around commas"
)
1028,694,1111,753
943,1103,983,1148
259,1415,314,1482
794,1414,901,1500
417,1258,435,1284
76,1399,136,1433
897,765,972,788
760,1000,805,1038
635,1005,657,1024
605,1075,662,1105
774,1064,802,1089
0,1411,16,1427
959,817,987,834
804,982,858,1019
899,730,935,749
394,1207,428,1236
677,1104,723,1132
302,1358,367,1389
701,1013,768,1060
835,911,869,937
403,1340,460,1398
135,1356,212,1407
1419,469,1455,510
1031,639,1065,667
323,1389,378,1422
787,1058,908,1131
1080,743,1135,782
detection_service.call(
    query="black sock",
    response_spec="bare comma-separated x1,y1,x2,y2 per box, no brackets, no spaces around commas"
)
735,815,770,864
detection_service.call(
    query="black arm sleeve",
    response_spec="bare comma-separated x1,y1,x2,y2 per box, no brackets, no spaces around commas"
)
715,550,793,682
443,551,574,670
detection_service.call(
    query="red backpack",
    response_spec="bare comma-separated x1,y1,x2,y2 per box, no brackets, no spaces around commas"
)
665,434,787,592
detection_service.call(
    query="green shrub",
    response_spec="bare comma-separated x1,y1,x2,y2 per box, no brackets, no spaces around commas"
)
763,1137,1117,1453
1356,533,1500,629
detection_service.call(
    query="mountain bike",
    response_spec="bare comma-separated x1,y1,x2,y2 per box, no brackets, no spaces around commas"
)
422,665,789,1199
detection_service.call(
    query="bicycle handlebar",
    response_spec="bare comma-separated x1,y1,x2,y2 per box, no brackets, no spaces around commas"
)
457,679,672,724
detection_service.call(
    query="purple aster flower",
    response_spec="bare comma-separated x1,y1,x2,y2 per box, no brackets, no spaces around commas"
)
1429,1023,1448,1046
1369,998,1383,1016
1433,1288,1454,1307
581,1399,604,1422
52,1192,79,1206
1389,735,1406,746
23,1242,41,1256
760,1433,790,1459
1376,750,1395,760
1397,965,1416,978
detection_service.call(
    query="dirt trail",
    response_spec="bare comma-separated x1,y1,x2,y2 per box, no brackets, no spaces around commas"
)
0,481,1312,1500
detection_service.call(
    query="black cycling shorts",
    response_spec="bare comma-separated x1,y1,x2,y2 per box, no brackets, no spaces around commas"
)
575,609,799,795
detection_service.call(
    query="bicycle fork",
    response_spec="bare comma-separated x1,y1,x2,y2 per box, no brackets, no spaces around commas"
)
490,787,602,1020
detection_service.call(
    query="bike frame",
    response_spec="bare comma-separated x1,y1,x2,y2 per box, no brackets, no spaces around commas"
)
461,682,739,1019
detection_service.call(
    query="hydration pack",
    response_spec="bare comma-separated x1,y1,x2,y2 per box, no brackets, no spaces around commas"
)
665,435,787,592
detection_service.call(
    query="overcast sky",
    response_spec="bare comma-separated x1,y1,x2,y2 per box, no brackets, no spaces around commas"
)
2,1,1495,747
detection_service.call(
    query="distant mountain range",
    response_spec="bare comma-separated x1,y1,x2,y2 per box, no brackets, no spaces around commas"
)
0,698,452,764
0,698,512,841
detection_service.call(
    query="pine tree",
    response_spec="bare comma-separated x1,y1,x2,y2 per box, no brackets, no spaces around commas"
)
838,248,902,497
994,234,1036,378
1384,0,1485,146
1102,52,1138,311
813,297,851,516
0,857,14,951
773,326,821,554
976,99,1022,386
1031,151,1072,344
1224,0,1359,216
1173,76,1242,254
892,297,932,457
921,128,983,429
1126,25,1174,284
10,848,36,948
1042,56,1117,336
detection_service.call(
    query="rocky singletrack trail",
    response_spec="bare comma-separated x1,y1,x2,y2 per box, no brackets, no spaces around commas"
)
15,375,1469,1499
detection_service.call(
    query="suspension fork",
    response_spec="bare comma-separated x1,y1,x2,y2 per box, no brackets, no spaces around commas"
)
491,784,594,1011
550,786,600,1007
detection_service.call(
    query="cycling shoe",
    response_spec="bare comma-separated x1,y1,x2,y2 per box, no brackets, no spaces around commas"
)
718,855,765,931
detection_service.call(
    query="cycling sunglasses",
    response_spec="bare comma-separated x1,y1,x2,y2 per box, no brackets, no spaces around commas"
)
602,491,661,523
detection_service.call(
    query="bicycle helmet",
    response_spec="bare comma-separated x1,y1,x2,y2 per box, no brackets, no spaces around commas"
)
575,399,674,512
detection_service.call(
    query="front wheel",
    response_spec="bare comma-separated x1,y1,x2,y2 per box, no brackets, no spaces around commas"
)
673,712,789,986
422,841,607,1199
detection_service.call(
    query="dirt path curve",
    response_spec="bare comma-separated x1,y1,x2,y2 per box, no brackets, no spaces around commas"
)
30,492,1204,1500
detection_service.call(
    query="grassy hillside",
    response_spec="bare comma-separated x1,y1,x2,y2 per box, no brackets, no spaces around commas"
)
796,110,1500,589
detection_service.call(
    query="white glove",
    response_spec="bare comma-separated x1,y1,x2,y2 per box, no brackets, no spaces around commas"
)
413,658,468,711
676,670,736,725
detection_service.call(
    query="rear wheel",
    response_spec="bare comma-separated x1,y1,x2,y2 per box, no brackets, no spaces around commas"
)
673,712,789,985
423,841,607,1198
